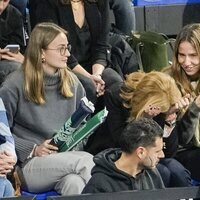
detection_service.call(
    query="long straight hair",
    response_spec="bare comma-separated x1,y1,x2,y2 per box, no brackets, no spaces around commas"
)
23,22,74,104
171,23,200,97
120,71,182,121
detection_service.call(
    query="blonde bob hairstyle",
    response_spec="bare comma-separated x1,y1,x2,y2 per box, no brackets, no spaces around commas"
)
23,22,74,104
120,71,182,121
171,23,200,97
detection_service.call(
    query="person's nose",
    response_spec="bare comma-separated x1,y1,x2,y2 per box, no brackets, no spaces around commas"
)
183,56,191,66
65,49,70,57
159,150,165,159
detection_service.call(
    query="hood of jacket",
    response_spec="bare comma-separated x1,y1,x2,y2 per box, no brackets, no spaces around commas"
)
92,148,134,182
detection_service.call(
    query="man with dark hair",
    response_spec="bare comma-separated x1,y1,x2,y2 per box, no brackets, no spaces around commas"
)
82,118,165,193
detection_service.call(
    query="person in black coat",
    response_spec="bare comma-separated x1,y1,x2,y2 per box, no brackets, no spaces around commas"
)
28,0,136,103
28,0,111,103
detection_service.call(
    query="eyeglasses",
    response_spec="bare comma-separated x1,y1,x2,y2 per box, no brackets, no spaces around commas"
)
46,44,72,56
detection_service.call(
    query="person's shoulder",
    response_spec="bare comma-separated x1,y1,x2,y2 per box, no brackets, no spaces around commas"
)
145,168,164,187
2,69,24,89
68,71,81,85
82,172,112,193
7,4,22,17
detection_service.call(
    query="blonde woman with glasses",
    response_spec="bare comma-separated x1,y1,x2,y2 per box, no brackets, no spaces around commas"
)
0,22,94,195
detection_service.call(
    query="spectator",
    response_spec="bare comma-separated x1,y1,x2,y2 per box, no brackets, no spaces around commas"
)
86,70,191,187
82,118,165,193
163,23,200,180
28,0,137,103
0,0,25,84
0,98,17,197
0,22,94,195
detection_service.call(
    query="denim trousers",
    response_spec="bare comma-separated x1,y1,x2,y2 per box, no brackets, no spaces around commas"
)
109,0,136,34
157,158,192,187
0,177,14,197
21,151,94,195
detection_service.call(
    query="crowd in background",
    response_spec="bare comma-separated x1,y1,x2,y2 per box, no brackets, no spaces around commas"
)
0,0,199,198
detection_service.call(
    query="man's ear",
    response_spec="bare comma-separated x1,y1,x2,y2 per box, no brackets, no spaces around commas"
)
136,147,146,160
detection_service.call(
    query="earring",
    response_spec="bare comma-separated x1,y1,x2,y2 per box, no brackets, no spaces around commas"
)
42,57,46,63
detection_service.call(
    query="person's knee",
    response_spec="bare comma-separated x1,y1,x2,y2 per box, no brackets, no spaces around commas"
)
156,163,171,187
55,174,85,195
102,68,123,88
161,158,192,187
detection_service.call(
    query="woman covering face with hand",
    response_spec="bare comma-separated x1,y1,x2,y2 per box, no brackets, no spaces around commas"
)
86,69,191,187
0,22,94,195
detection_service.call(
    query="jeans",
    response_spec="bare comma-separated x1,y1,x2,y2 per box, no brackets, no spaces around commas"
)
20,151,94,195
109,0,136,34
157,158,192,187
0,177,14,197
176,148,200,180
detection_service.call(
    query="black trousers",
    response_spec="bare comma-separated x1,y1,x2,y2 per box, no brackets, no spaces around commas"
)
176,147,200,180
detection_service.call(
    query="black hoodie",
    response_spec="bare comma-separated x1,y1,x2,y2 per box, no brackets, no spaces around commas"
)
82,148,165,194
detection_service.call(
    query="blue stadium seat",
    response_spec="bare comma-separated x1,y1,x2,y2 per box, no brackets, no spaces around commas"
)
21,190,59,200
191,179,200,186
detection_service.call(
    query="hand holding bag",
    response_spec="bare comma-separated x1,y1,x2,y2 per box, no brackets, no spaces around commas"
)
127,31,175,72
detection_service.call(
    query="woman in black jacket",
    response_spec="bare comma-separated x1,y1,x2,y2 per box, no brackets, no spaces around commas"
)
28,0,136,103
28,0,112,103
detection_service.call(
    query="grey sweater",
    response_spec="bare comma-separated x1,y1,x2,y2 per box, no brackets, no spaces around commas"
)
0,69,85,164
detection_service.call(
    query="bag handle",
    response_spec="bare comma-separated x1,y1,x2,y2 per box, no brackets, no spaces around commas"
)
136,42,144,71
160,33,176,52
136,33,176,72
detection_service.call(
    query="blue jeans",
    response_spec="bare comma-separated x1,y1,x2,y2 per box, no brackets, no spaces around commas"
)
157,158,192,187
109,0,136,34
0,177,14,197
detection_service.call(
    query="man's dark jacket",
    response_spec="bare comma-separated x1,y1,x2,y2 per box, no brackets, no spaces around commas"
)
82,148,165,193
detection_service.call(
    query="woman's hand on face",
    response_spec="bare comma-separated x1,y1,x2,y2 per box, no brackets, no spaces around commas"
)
34,139,58,157
144,105,161,118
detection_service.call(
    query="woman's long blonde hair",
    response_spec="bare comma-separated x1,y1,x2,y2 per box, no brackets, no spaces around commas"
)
120,71,182,121
171,23,200,97
23,22,74,104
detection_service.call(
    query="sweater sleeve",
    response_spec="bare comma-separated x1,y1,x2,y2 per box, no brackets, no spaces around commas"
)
90,0,111,66
0,80,35,163
177,101,200,145
104,83,129,146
